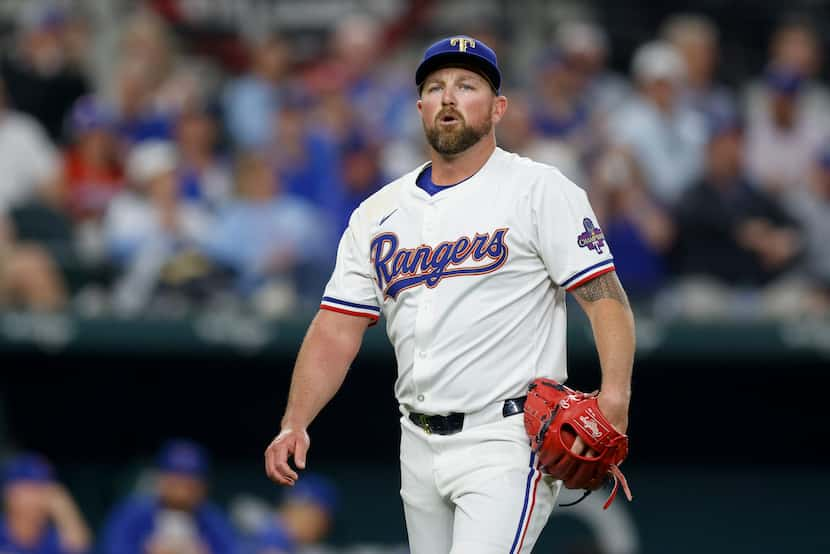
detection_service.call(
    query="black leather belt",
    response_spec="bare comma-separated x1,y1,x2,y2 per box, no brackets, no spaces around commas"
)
409,396,526,436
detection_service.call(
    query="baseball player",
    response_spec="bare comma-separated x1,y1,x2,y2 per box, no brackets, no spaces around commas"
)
265,36,635,554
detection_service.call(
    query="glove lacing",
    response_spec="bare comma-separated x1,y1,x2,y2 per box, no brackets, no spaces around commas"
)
557,464,633,510
603,464,633,510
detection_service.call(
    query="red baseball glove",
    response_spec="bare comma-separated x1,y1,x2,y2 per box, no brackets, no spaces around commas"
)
524,378,632,509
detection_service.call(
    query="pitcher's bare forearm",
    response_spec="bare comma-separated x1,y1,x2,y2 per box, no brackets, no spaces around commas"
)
266,309,371,485
570,271,635,403
281,310,371,430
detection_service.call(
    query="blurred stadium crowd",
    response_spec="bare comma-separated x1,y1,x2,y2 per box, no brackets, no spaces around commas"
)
1,442,367,554
1,443,639,554
2,2,828,554
0,2,828,320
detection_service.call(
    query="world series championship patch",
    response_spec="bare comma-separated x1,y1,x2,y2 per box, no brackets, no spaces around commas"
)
577,218,606,255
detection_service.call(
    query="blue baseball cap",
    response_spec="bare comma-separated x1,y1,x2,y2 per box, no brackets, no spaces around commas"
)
69,95,115,134
18,3,66,32
765,66,803,96
706,109,743,140
252,523,296,553
816,145,830,170
283,474,338,515
415,36,501,94
2,454,55,487
156,439,209,478
535,47,566,73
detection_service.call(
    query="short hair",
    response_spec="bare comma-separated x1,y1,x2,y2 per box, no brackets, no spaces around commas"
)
660,13,718,46
771,13,820,46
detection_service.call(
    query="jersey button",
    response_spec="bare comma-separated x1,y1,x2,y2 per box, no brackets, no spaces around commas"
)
419,350,427,358
417,394,425,402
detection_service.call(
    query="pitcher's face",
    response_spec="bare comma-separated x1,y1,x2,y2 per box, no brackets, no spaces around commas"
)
418,67,499,156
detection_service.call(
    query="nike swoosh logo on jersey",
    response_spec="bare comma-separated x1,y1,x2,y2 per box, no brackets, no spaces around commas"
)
378,208,399,226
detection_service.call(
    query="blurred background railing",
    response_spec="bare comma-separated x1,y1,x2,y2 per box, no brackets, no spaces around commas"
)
0,1,828,553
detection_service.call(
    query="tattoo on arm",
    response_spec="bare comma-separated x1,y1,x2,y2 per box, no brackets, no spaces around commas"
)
571,271,629,305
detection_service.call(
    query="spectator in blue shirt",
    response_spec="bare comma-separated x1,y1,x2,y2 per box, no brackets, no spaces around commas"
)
204,152,332,307
589,148,675,298
247,524,295,554
223,34,289,150
530,49,592,150
331,132,386,233
276,474,337,549
115,59,175,145
247,474,337,554
0,454,91,554
100,439,237,554
266,88,340,213
175,103,233,211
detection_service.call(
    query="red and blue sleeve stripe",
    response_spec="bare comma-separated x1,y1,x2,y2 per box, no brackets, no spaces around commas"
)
320,296,381,324
562,258,615,291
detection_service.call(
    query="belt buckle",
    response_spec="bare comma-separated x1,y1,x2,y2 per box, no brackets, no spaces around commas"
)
418,414,432,435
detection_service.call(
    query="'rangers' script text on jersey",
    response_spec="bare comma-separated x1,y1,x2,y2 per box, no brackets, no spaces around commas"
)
370,228,510,298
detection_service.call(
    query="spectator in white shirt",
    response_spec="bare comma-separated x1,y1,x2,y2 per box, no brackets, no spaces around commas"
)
0,79,65,311
786,146,830,311
104,141,212,313
660,13,736,120
743,16,830,117
743,66,830,200
0,80,60,215
555,20,631,120
609,41,707,206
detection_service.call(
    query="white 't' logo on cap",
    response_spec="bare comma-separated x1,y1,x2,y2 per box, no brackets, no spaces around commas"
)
450,37,476,52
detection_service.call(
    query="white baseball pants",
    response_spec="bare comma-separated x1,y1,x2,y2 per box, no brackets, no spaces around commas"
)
400,408,560,554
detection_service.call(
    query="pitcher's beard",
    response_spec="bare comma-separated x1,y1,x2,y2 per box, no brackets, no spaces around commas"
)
424,117,492,156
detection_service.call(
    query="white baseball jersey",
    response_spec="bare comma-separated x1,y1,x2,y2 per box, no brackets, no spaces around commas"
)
320,147,614,416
